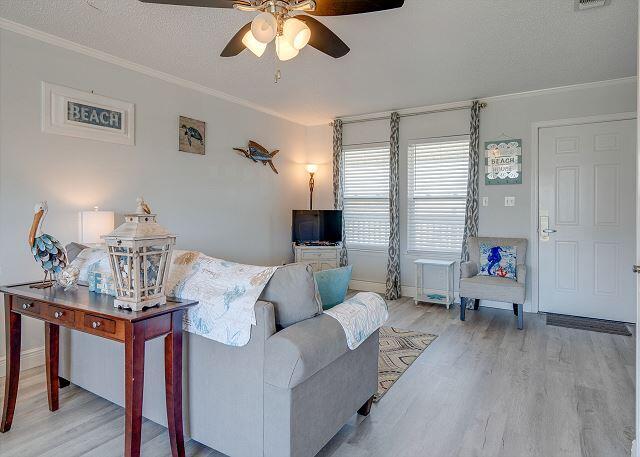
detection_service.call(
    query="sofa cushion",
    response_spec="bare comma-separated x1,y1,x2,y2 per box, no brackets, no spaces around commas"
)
264,313,349,388
65,242,89,263
314,265,352,310
260,263,322,329
460,275,525,304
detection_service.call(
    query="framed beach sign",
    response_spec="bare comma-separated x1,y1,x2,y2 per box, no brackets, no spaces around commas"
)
485,139,522,185
42,82,135,145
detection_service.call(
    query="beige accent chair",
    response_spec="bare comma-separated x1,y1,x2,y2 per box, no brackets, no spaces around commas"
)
459,236,528,329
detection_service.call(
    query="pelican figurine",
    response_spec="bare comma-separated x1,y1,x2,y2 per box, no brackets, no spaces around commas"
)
28,201,68,288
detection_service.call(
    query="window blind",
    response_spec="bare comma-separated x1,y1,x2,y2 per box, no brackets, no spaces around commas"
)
343,143,390,249
408,137,470,253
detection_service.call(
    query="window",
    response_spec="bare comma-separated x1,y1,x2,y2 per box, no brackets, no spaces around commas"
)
343,143,390,249
408,136,470,253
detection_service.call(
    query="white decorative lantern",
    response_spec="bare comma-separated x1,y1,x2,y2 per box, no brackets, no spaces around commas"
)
103,200,176,311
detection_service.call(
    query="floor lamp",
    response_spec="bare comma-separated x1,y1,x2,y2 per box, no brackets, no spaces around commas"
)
306,164,318,210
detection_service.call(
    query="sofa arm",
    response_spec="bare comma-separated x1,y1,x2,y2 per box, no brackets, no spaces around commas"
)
461,261,478,278
264,314,350,389
254,300,277,341
517,264,527,284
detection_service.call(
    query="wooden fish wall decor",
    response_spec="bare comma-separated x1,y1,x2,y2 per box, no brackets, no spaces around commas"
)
234,141,280,175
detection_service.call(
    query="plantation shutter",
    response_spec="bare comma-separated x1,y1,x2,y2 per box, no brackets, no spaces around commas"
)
408,136,470,253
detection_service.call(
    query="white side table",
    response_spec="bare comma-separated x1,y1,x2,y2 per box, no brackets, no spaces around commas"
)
415,259,456,309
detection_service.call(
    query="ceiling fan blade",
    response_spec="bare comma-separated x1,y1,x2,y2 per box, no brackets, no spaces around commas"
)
138,0,237,7
220,22,252,57
296,16,350,58
308,0,404,16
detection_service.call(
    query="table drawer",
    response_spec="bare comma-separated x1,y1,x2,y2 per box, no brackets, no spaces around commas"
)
45,305,75,326
83,314,116,335
300,250,337,260
12,296,42,316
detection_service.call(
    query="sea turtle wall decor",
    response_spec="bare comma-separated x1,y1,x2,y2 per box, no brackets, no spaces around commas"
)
179,115,206,155
234,141,280,175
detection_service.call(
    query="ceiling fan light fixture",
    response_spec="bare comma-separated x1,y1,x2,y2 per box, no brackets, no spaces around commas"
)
242,30,267,57
283,17,311,50
275,35,299,61
251,12,278,44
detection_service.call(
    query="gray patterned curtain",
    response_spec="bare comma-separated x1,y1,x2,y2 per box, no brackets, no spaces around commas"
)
386,112,401,300
461,101,481,308
333,119,348,266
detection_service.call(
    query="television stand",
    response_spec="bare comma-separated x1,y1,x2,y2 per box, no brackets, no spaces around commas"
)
293,243,342,272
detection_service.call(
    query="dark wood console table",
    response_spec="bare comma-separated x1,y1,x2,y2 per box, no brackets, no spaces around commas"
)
0,282,197,457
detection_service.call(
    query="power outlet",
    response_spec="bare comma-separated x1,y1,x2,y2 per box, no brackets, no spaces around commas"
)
504,196,516,207
481,197,489,207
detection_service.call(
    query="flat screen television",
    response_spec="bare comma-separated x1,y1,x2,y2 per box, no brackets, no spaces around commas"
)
292,210,343,245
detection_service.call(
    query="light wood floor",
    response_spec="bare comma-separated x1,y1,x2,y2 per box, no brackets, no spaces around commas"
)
0,297,635,457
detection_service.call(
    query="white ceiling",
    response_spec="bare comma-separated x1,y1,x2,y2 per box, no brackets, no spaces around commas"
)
0,0,637,125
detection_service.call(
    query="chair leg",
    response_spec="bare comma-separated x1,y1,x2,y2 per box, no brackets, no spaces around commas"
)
460,298,466,321
517,304,524,330
513,303,518,316
473,299,480,310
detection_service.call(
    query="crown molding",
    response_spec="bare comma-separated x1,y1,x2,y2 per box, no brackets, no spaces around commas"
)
0,17,304,126
326,76,637,127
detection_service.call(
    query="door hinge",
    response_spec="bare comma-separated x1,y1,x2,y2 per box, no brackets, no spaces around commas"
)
633,265,640,274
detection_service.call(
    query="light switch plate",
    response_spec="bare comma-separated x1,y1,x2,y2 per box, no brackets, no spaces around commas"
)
481,197,489,207
505,196,516,207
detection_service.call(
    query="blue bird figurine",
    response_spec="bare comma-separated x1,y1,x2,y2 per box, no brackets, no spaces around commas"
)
28,201,68,288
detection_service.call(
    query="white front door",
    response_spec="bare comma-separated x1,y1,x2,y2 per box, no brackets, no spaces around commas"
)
539,118,636,322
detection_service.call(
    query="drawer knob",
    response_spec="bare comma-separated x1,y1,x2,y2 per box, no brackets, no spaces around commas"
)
22,303,33,310
92,321,101,329
54,311,63,319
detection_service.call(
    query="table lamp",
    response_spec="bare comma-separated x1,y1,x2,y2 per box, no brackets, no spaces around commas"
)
79,207,115,246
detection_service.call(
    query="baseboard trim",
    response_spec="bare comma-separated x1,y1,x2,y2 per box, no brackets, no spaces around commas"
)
348,280,418,300
0,346,45,374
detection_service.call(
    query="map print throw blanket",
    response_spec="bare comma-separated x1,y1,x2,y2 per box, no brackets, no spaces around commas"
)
165,250,278,346
324,292,389,350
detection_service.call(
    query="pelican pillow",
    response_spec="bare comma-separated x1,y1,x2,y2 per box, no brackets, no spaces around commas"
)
478,243,517,280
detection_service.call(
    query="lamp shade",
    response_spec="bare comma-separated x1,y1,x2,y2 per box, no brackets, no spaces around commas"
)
242,30,267,57
276,35,299,61
79,207,115,245
251,12,278,44
283,18,311,50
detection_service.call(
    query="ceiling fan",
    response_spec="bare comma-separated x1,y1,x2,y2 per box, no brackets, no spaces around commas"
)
139,1,405,61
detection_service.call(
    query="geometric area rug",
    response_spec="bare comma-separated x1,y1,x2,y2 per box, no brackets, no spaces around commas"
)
374,327,438,402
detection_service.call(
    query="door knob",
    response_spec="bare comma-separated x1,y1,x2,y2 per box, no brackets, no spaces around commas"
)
542,229,557,234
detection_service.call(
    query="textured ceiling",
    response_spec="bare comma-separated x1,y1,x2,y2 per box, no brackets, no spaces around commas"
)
0,0,637,125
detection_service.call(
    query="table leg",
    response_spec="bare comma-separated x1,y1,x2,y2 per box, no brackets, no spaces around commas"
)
1,296,21,433
165,310,185,457
124,321,146,457
45,322,60,412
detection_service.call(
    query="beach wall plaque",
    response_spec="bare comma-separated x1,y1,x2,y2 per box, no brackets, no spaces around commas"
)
42,82,135,145
485,139,522,185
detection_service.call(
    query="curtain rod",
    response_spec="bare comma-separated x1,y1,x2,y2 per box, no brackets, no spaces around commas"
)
334,102,487,126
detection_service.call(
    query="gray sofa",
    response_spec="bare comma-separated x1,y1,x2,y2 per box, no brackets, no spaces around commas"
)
59,250,378,457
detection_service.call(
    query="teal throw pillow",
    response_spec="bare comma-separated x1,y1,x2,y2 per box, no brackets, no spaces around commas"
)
314,265,353,310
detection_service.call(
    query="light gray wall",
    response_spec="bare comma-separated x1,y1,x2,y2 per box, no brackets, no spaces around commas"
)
0,30,308,357
306,78,637,311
